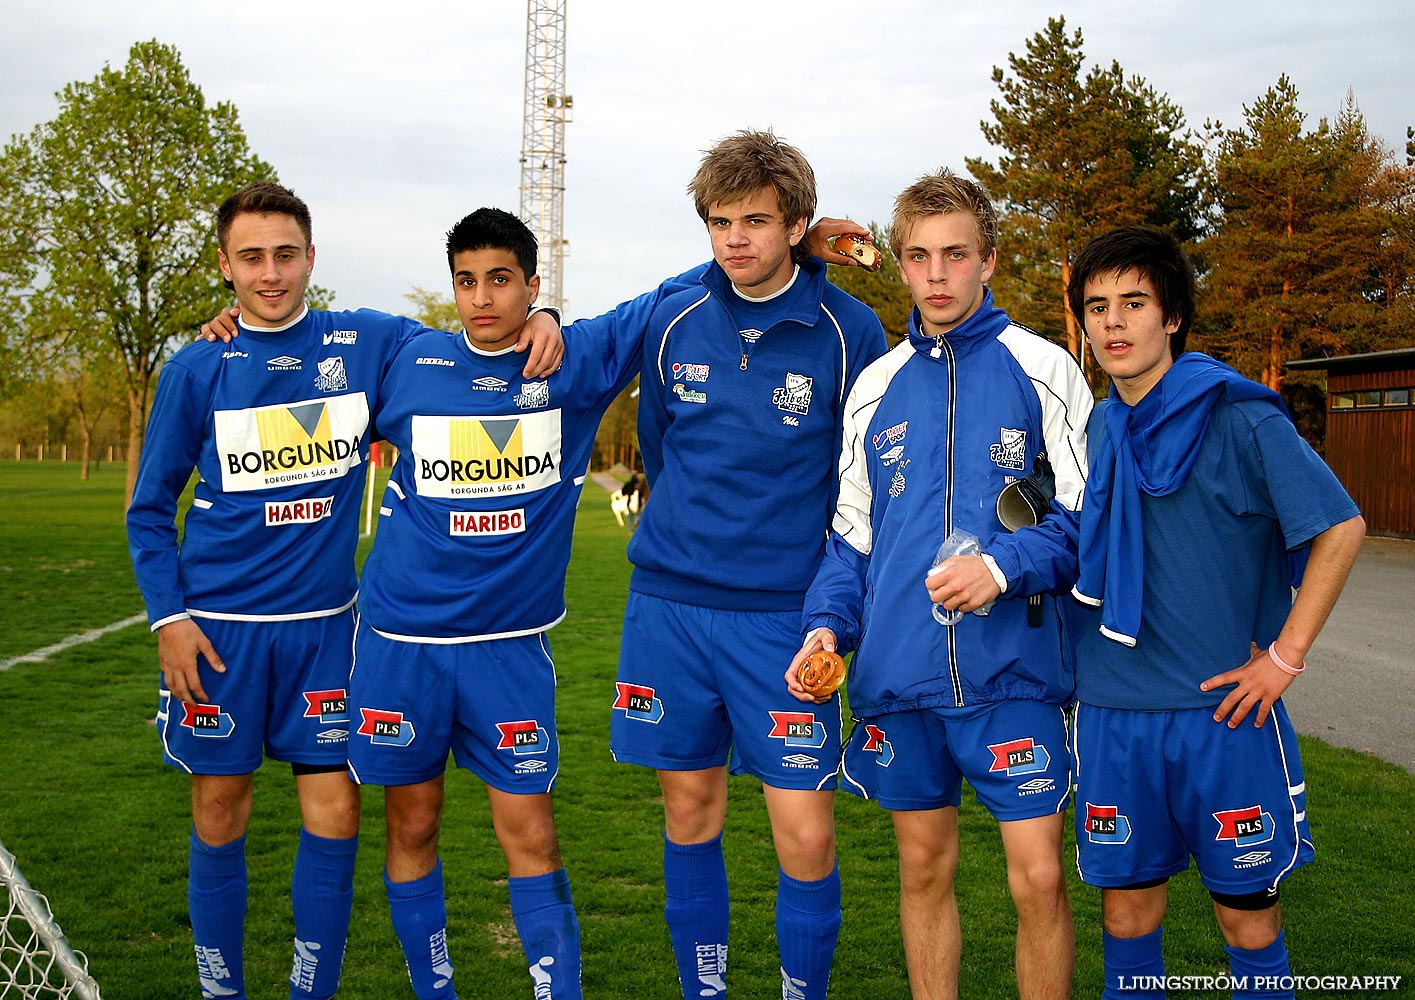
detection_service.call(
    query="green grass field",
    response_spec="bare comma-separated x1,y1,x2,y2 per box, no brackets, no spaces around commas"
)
0,462,1411,999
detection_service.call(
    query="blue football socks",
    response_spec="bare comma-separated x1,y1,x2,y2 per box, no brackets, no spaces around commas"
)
1103,927,1165,999
663,833,729,999
288,829,357,1000
386,859,456,1000
776,863,841,1000
508,867,582,999
1227,930,1295,999
189,830,248,1000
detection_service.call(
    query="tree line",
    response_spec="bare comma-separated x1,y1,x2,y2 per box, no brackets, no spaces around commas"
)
3,23,1411,500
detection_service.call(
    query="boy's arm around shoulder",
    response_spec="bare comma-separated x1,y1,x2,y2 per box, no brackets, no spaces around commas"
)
562,263,713,400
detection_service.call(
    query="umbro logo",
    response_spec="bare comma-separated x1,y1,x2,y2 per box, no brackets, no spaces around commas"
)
472,376,508,391
267,355,302,370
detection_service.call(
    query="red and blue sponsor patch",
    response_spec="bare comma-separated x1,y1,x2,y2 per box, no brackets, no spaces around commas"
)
181,702,235,739
357,707,416,747
495,719,547,756
1084,802,1132,844
613,682,664,723
987,736,1050,776
769,711,827,749
1212,805,1275,848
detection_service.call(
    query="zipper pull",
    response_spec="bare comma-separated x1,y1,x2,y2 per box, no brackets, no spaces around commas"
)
740,353,749,371
931,335,943,359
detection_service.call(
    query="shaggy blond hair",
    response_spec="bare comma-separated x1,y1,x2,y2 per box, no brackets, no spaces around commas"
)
688,130,816,263
888,169,998,260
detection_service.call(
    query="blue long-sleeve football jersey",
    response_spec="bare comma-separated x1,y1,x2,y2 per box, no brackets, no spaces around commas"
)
127,307,426,627
356,274,699,641
627,258,887,612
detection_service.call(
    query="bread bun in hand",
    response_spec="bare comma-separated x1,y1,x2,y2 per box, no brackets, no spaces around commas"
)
829,234,882,272
798,649,847,696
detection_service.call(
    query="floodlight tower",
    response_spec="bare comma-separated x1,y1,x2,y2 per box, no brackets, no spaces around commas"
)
519,1,572,312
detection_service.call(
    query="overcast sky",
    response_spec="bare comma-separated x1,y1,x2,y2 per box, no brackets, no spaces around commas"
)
1,0,1409,321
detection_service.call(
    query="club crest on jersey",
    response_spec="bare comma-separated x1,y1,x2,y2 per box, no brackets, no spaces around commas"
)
872,420,908,451
673,383,707,404
181,703,235,739
671,362,710,383
358,708,416,747
769,711,827,749
1213,805,1275,847
1085,803,1132,844
613,682,665,723
313,358,347,393
495,719,547,755
265,496,334,526
514,381,550,409
862,723,894,766
772,373,814,416
988,737,1050,775
988,428,1027,471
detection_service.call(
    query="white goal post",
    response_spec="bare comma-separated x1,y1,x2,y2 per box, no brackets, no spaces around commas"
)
0,839,101,1000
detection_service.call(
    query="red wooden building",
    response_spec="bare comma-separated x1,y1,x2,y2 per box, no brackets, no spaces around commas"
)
1287,348,1415,538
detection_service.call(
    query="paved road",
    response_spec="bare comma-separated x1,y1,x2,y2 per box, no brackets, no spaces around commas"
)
589,471,1413,773
1283,536,1415,774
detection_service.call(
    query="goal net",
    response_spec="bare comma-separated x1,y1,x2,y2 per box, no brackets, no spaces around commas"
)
0,840,101,1000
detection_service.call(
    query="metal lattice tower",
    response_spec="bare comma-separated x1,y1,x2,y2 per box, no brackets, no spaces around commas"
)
519,1,572,312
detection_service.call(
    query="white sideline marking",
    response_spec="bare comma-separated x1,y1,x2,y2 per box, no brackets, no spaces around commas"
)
0,614,148,672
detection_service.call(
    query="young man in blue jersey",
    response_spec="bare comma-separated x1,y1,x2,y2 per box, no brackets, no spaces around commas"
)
127,183,561,1000
346,207,732,1000
787,169,1090,1000
1066,226,1365,1000
608,130,888,1000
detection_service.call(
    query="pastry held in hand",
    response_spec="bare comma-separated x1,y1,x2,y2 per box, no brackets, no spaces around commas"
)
829,234,882,272
799,649,847,696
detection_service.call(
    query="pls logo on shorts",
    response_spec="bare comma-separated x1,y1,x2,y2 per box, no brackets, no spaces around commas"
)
987,737,1050,776
496,719,547,756
613,682,664,723
769,712,827,749
302,689,349,723
1085,803,1132,844
862,724,894,767
1213,805,1274,847
181,703,235,738
358,708,416,747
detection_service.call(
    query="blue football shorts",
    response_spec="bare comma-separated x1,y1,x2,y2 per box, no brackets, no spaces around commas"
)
609,592,840,790
840,700,1071,819
1071,701,1313,894
346,618,560,793
156,610,355,775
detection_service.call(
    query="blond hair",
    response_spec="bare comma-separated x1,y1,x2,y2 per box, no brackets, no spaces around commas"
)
688,130,816,263
888,169,998,260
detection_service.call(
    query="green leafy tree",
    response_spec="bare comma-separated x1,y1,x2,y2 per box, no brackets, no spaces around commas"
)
0,40,274,505
1198,81,1415,396
967,16,1204,369
825,224,914,347
403,286,461,332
